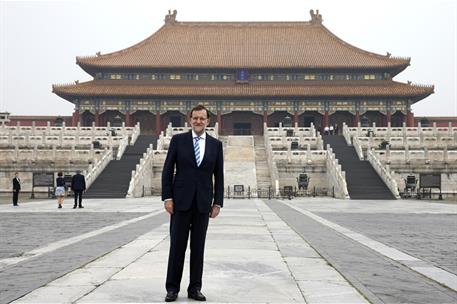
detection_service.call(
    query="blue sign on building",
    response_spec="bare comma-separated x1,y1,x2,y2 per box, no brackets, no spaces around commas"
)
236,69,249,83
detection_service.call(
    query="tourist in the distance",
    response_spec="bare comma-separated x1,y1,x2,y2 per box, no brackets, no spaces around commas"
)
71,170,86,209
12,172,21,206
55,172,66,209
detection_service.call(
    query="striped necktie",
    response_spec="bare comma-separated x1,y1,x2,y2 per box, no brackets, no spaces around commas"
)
194,136,201,166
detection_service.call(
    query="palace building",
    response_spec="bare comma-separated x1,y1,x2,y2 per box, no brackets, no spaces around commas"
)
53,10,434,135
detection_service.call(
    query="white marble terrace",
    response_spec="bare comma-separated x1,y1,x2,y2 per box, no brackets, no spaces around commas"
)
343,122,457,198
0,122,140,194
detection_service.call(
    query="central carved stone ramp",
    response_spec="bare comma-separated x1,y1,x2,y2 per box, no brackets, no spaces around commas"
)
224,136,257,192
323,135,395,200
85,135,157,198
254,135,271,189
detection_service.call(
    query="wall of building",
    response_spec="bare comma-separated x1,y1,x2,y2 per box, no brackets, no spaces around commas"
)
8,116,72,127
415,117,457,127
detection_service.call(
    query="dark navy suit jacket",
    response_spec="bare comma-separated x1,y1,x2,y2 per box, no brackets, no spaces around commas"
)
71,173,86,192
161,131,224,213
12,178,21,191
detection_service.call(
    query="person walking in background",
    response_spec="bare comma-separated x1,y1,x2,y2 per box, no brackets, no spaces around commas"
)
162,104,224,302
55,172,66,209
71,170,86,209
12,172,21,206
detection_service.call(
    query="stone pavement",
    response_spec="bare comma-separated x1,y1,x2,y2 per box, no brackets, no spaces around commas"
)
0,197,455,303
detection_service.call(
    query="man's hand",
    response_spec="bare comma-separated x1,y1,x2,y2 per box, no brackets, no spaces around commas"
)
210,205,221,218
164,199,174,215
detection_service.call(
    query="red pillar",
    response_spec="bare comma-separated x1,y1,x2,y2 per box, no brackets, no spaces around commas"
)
95,111,100,127
155,111,161,135
72,110,80,127
354,111,360,127
386,111,391,127
263,111,268,127
217,110,222,132
406,110,415,127
125,111,131,127
323,111,329,128
293,111,299,126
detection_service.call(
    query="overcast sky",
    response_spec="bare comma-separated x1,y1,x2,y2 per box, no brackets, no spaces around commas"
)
0,0,456,117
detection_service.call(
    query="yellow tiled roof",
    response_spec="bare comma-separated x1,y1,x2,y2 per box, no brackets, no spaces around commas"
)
53,80,433,99
76,20,409,70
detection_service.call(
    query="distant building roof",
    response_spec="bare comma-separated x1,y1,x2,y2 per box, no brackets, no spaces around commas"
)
76,10,409,73
53,80,433,101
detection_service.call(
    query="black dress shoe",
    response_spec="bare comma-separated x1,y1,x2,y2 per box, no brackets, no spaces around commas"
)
188,290,206,301
165,291,178,302
78,206,84,208
73,206,77,209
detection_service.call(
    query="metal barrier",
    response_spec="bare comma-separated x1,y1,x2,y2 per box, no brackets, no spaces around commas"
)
148,186,330,200
224,186,327,199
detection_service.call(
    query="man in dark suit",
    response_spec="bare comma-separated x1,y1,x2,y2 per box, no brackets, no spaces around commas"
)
162,104,224,302
12,172,21,206
71,170,86,209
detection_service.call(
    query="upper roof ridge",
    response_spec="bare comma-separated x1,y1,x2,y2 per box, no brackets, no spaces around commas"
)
164,9,177,24
164,9,319,27
309,9,323,25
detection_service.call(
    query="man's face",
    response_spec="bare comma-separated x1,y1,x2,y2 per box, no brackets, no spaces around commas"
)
190,109,209,135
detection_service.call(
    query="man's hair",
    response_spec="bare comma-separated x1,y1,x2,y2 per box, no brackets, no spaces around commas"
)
189,104,210,119
58,172,63,177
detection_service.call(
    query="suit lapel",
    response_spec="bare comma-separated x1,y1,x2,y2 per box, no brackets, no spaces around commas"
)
199,133,210,167
186,131,197,167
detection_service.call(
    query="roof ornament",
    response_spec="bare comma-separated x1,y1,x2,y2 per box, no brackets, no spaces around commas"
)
165,9,177,24
386,52,391,58
96,51,101,57
74,80,79,84
309,9,323,24
407,80,412,85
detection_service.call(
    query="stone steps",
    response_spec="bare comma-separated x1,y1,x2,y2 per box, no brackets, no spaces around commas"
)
254,136,271,189
224,136,258,190
85,135,157,198
323,135,396,200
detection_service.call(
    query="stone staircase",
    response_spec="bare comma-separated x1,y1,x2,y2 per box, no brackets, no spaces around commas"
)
224,136,257,191
84,135,157,198
254,136,271,189
323,135,396,200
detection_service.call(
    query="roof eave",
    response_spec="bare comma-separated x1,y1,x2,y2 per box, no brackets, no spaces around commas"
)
76,60,98,77
390,62,410,77
72,62,413,73
50,90,435,100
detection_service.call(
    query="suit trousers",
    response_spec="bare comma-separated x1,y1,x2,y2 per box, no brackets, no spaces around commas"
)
165,197,210,293
73,190,83,207
12,190,19,205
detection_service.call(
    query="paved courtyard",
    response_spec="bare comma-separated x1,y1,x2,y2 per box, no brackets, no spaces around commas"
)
0,197,456,303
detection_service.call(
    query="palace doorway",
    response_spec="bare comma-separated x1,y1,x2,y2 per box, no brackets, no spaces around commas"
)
233,123,251,135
